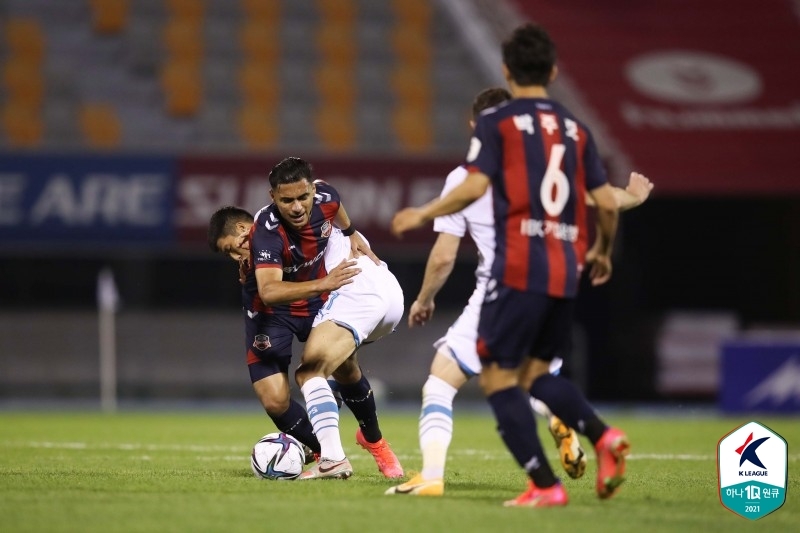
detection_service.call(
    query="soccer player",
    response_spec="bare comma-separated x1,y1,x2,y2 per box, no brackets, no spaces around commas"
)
391,24,631,507
208,157,402,479
294,226,405,480
387,87,652,497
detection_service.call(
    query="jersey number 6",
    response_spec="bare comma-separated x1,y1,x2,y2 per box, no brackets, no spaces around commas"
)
540,144,570,217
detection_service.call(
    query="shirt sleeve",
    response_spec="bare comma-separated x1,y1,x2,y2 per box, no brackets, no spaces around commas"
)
464,114,501,180
432,167,468,237
250,213,284,269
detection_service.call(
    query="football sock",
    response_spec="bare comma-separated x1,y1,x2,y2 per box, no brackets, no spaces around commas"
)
419,374,458,480
529,373,608,445
301,377,346,461
269,399,320,453
338,374,382,443
487,386,557,488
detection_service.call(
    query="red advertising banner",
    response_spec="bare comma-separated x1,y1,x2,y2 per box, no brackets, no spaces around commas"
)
176,155,458,251
510,0,800,195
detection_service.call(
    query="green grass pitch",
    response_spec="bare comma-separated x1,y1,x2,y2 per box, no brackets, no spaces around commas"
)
1,410,797,532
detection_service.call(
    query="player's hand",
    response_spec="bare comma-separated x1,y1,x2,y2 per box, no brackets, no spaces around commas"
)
322,259,361,291
237,256,250,284
408,299,435,328
626,172,654,206
589,254,613,286
391,207,426,238
349,232,380,265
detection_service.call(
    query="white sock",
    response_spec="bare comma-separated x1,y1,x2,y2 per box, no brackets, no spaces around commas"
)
419,374,458,480
530,397,553,420
301,377,346,461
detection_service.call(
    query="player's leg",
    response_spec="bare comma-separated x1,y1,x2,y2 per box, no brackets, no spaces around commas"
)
250,365,320,456
247,314,320,459
295,320,357,479
526,298,629,498
321,266,405,478
332,353,403,478
479,288,567,507
519,358,587,479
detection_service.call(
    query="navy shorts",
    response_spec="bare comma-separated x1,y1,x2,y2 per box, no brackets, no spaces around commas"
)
477,284,575,369
245,311,315,383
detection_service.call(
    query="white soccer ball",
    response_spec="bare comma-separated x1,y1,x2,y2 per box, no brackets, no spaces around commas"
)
250,432,305,480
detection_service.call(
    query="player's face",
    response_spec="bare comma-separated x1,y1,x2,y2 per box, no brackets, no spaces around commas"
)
216,225,251,262
271,179,315,231
217,235,250,262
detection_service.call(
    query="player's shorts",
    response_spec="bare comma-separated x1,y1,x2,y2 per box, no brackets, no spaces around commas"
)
434,280,564,377
477,283,575,370
312,255,404,346
246,312,315,383
433,279,486,377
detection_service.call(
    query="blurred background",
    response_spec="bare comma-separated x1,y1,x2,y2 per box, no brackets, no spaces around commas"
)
1,0,799,413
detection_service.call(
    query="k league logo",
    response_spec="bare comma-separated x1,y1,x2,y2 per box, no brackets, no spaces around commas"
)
717,421,787,520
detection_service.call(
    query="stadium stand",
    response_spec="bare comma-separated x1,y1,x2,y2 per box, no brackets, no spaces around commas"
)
0,0,489,153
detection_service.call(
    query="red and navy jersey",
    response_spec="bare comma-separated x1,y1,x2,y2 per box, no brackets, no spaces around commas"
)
248,180,340,316
465,97,608,298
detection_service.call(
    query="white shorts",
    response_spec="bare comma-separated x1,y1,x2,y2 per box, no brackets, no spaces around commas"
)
434,281,562,377
313,255,404,346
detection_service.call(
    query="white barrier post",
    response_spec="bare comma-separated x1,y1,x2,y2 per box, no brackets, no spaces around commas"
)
97,268,119,412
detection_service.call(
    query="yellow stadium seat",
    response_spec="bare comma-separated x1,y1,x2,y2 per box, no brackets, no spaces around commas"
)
237,104,279,148
241,0,281,22
4,18,46,63
161,61,203,116
2,60,45,108
89,0,130,35
166,0,205,23
390,64,433,108
239,21,281,66
238,62,280,109
392,106,433,152
391,0,432,28
316,24,358,66
1,103,43,147
163,19,204,64
314,64,357,108
391,27,432,66
79,103,122,148
316,0,357,25
315,106,357,151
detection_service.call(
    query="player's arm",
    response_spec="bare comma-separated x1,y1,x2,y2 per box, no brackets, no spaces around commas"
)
255,261,360,307
585,172,653,211
409,232,461,328
335,202,380,265
586,184,619,286
392,172,489,237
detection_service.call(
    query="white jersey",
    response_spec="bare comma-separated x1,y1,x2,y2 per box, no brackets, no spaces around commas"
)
432,165,495,287
316,229,404,345
432,166,561,376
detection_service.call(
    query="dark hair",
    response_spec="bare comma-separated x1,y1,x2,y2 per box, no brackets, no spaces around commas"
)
268,157,314,189
472,87,512,119
502,23,556,87
207,206,253,252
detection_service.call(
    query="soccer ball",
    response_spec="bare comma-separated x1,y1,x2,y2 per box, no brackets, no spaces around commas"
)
250,432,305,480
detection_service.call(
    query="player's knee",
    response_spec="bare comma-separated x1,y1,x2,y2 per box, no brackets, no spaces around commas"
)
260,394,290,415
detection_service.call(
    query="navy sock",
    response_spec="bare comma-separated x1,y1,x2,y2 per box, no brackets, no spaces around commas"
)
338,375,382,442
487,387,556,488
269,399,321,453
529,373,607,445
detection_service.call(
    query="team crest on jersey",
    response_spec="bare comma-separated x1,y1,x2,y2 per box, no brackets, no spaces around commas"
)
252,334,271,351
321,220,332,238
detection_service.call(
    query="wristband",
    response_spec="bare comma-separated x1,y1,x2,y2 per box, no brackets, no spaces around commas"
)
342,225,356,236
